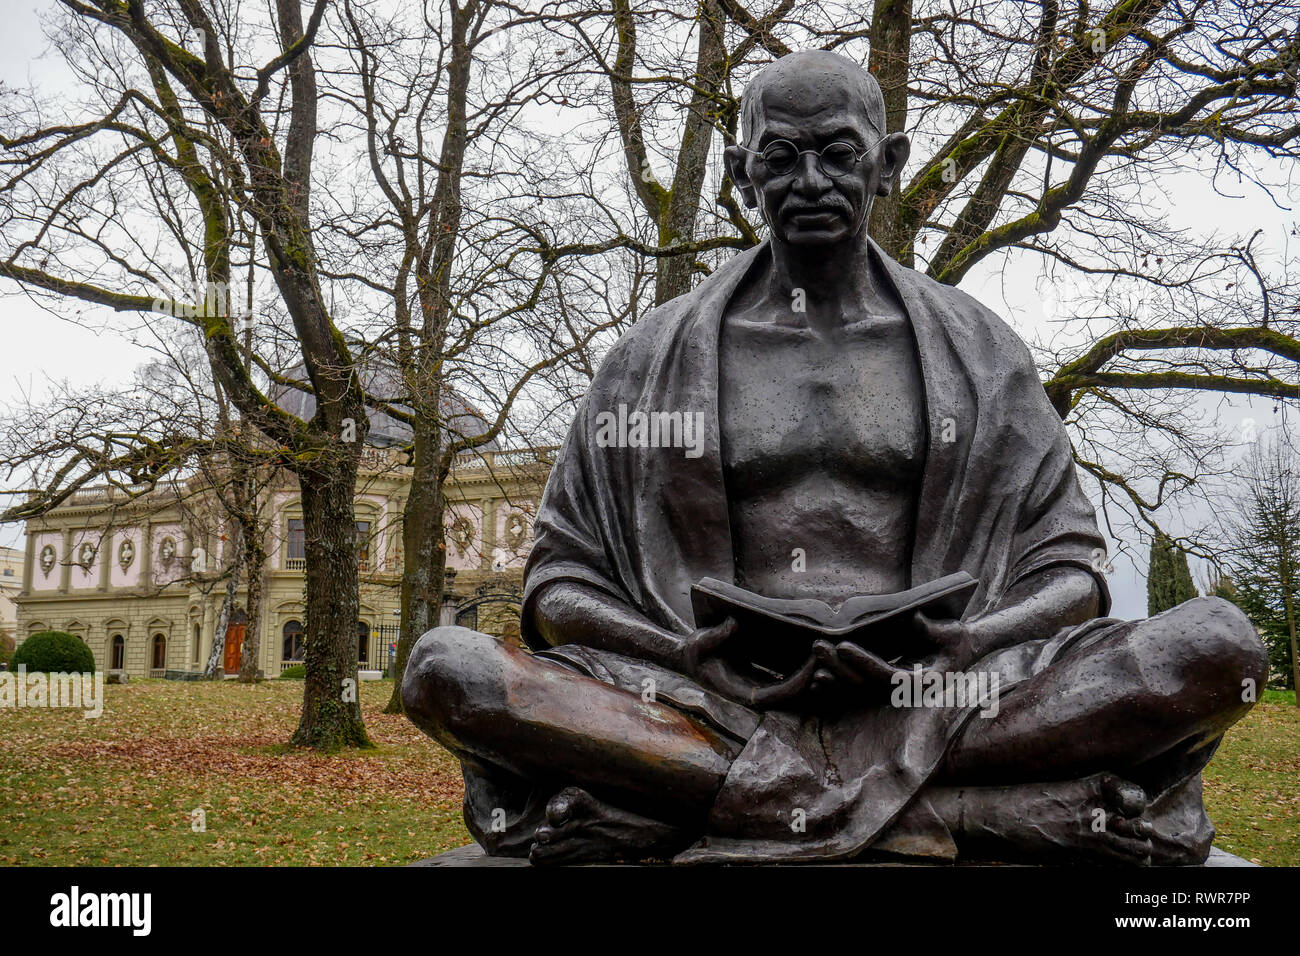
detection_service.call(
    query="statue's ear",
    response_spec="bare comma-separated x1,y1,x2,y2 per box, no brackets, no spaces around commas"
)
724,145,759,209
876,132,911,197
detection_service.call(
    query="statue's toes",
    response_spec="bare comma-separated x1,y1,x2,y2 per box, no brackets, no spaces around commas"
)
529,836,565,866
529,822,583,865
1098,773,1148,817
1111,815,1154,840
546,786,593,827
528,824,608,867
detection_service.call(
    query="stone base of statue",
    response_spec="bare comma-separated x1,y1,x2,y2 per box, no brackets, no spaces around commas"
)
411,844,1257,867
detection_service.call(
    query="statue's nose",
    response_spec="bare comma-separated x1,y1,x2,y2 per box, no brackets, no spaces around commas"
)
790,153,833,195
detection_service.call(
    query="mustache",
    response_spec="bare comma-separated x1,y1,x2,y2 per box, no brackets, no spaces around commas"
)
780,201,852,218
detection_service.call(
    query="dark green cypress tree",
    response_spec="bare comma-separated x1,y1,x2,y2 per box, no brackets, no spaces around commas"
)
1147,532,1199,616
1226,444,1300,696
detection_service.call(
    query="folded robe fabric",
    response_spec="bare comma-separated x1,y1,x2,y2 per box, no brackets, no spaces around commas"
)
514,236,1114,863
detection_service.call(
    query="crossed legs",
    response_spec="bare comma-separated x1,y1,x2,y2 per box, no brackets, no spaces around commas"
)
403,598,1266,865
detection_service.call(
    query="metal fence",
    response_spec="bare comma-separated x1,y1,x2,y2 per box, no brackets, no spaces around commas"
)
363,624,400,677
275,623,401,677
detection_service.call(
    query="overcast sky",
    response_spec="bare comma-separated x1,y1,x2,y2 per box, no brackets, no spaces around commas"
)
2,3,1295,618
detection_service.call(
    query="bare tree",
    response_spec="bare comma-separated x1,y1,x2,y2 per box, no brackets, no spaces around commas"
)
0,1,373,748
5,2,1295,722
0,309,283,683
332,0,638,711
555,0,1299,547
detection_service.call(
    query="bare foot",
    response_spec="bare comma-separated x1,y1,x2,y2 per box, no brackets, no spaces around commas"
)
1142,776,1214,866
528,787,691,866
934,773,1158,865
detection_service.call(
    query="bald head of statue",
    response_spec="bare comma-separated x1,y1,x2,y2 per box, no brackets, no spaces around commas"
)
724,50,910,248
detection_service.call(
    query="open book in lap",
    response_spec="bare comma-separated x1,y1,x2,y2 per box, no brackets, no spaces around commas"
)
690,572,978,679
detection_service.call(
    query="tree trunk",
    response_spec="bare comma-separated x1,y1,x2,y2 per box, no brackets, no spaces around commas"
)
204,532,243,679
867,0,914,263
385,414,447,713
654,0,727,305
291,459,372,749
381,1,470,711
238,522,267,683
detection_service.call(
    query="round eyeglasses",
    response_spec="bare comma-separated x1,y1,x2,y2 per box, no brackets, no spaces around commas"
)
738,136,885,178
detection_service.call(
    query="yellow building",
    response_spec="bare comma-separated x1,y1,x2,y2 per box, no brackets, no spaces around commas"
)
12,444,552,678
0,544,24,644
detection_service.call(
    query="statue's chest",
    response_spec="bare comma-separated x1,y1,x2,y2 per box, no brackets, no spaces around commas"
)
717,315,927,480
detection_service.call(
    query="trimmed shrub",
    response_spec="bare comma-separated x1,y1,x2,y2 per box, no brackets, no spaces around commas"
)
12,631,96,674
278,664,305,679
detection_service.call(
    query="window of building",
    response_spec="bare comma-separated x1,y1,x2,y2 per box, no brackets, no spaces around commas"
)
282,620,305,661
110,634,125,670
2,568,12,577
357,621,370,663
192,623,201,664
355,521,371,568
287,519,306,562
152,634,167,671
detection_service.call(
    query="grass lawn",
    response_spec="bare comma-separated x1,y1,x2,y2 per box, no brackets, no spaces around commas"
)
0,678,1296,866
0,679,470,865
1202,689,1300,865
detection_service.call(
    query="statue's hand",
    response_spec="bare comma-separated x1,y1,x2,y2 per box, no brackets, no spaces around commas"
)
802,640,901,705
681,617,818,709
679,616,738,678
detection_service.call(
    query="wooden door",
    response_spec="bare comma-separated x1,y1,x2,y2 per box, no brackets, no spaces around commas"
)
223,624,246,674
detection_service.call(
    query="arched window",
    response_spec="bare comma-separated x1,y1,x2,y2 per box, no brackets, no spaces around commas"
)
355,521,372,570
282,620,305,661
192,623,201,664
110,634,125,670
357,621,370,663
151,633,167,670
286,519,305,569
455,605,478,631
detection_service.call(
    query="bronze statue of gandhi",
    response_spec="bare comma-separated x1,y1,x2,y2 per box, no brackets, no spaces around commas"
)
404,50,1265,866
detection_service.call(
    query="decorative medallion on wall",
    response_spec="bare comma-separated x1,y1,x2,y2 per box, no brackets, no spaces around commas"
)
39,544,56,577
118,538,135,571
78,542,97,568
448,516,474,559
504,513,529,551
158,537,177,569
